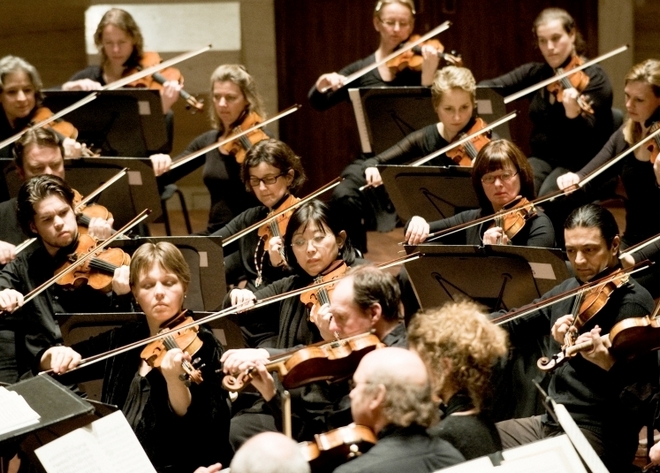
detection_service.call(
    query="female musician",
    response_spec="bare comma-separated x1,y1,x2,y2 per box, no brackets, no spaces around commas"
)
333,65,479,253
408,300,508,460
308,0,444,112
480,8,614,196
0,56,81,201
154,64,265,233
39,242,232,472
61,8,181,114
211,139,306,290
556,58,660,296
404,139,555,247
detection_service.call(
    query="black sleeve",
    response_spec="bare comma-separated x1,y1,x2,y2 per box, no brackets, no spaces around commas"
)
522,211,556,248
576,128,626,179
159,131,214,185
307,58,372,111
479,63,544,97
364,126,435,168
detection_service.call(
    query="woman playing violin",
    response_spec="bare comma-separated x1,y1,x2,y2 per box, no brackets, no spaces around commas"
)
405,139,554,247
155,64,265,233
480,8,614,196
39,242,232,472
61,8,181,115
333,66,480,253
211,139,306,291
308,0,444,112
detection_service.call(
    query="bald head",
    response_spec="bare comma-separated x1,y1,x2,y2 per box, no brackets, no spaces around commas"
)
360,347,428,386
230,432,310,473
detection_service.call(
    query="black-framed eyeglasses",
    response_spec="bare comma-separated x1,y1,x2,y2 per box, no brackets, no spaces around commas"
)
249,174,284,188
481,171,518,185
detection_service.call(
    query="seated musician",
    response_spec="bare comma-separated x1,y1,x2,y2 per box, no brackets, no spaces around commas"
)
334,347,465,473
0,175,130,384
407,300,508,460
231,432,310,473
332,66,482,253
40,242,231,472
404,139,554,247
211,139,306,292
495,203,657,472
0,128,114,265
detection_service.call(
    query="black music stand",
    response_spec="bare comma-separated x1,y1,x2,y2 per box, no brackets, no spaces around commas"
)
42,89,170,156
379,164,478,222
403,244,569,312
349,86,510,155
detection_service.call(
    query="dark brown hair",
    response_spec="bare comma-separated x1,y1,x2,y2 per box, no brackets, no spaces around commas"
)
241,139,306,194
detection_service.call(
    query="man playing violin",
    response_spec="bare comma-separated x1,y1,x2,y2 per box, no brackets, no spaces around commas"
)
333,347,465,473
0,174,130,384
0,128,114,265
495,203,657,472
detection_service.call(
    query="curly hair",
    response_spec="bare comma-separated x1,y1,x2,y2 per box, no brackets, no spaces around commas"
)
407,300,508,410
241,139,306,194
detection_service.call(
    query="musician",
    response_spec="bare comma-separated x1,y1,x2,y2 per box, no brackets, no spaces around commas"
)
0,175,130,384
229,432,310,473
308,0,443,112
61,8,181,115
210,139,306,291
556,59,660,296
152,64,265,233
495,203,657,472
40,242,232,472
0,128,114,265
333,347,465,473
0,55,82,202
480,8,614,196
333,66,482,252
405,139,555,247
407,300,508,460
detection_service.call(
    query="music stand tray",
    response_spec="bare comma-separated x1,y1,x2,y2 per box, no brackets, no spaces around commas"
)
404,244,569,312
349,86,510,155
379,164,479,222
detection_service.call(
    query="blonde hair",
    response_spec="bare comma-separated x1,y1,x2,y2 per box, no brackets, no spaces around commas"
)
209,64,265,133
374,0,416,17
407,300,508,410
129,242,191,291
431,66,476,109
622,59,660,144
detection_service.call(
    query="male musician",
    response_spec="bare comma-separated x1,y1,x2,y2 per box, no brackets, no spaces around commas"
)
495,203,657,472
0,128,112,264
334,347,465,473
0,174,130,383
228,265,405,448
230,432,310,473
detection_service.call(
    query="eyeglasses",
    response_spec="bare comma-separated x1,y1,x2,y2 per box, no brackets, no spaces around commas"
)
248,174,284,188
481,171,518,185
291,234,331,250
378,18,412,29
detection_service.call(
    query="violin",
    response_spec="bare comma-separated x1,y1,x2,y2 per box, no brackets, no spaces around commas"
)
29,107,78,140
141,311,204,386
538,312,660,372
490,196,537,243
647,121,659,164
300,423,376,472
55,233,130,293
546,55,594,114
221,111,269,164
300,260,348,315
72,189,113,234
124,51,204,113
446,117,491,166
386,36,462,74
222,332,382,392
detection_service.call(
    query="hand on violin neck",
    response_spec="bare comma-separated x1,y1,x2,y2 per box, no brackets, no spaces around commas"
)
87,216,114,241
267,236,286,267
483,226,509,245
310,302,336,341
160,80,182,114
230,288,257,309
112,265,131,295
551,314,575,345
220,348,269,377
575,325,614,371
40,346,81,375
420,44,441,86
561,88,582,119
0,288,24,313
160,348,193,416
245,360,277,401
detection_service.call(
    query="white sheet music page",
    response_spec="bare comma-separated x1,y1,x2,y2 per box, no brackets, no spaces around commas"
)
35,410,157,473
0,386,40,436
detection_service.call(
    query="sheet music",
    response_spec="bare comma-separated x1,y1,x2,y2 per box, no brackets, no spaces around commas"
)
0,386,40,436
36,411,157,473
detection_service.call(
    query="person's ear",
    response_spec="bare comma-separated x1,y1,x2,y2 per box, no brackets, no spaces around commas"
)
336,230,347,249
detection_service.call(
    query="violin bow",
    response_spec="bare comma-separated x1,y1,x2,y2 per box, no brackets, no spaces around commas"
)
14,168,130,259
0,46,212,151
503,45,628,104
619,233,660,261
409,111,518,167
169,104,301,171
40,253,421,376
18,209,150,308
221,177,342,247
320,21,452,93
489,261,651,326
